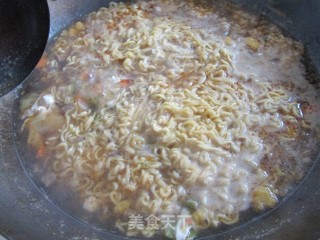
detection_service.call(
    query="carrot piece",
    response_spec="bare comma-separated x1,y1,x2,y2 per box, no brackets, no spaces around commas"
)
37,145,46,158
36,56,47,69
75,93,90,109
74,94,82,102
80,71,89,81
75,93,86,103
106,21,116,30
92,82,103,94
119,79,133,88
300,101,315,114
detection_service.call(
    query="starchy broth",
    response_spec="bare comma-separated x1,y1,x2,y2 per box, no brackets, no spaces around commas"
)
17,0,320,239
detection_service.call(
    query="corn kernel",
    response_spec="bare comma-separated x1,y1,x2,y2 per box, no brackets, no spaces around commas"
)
225,36,232,46
115,200,131,214
245,37,260,51
75,21,85,31
68,27,78,36
125,51,135,58
192,208,209,227
252,186,278,210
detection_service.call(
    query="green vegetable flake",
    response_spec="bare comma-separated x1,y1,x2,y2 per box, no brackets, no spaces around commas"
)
186,228,197,240
164,227,175,239
182,200,198,212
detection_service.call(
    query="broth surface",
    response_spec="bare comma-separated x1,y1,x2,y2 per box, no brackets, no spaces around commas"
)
16,0,320,239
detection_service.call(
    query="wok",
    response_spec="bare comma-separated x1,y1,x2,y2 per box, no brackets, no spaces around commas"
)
0,0,320,239
0,0,49,96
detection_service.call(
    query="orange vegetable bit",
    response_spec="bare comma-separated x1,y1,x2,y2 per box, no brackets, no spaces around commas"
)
106,21,116,30
74,93,82,102
119,79,133,88
75,93,87,104
75,93,90,109
92,82,104,94
80,71,89,81
300,101,316,115
36,55,47,69
37,145,46,158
